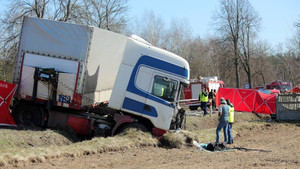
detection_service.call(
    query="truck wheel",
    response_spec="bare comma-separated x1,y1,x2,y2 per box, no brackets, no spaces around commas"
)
12,103,45,127
119,123,148,134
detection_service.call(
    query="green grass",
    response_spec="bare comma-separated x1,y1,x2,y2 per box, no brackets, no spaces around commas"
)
0,112,265,167
0,129,158,166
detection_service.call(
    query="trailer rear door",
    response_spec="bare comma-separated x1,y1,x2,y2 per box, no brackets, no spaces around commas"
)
17,53,80,108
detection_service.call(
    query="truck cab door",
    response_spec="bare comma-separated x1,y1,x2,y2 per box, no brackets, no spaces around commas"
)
144,74,179,130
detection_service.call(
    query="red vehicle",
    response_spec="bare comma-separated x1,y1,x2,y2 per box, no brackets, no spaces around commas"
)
255,80,292,94
265,80,292,93
182,76,224,110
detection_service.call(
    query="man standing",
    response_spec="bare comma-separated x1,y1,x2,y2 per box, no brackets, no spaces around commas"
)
212,89,217,110
199,88,208,116
208,89,213,110
216,98,229,144
227,101,235,144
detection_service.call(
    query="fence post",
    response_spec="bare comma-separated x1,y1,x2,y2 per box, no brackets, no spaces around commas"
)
210,100,212,117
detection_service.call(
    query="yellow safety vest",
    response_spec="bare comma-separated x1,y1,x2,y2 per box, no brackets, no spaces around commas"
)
200,92,208,102
229,106,234,123
160,88,164,97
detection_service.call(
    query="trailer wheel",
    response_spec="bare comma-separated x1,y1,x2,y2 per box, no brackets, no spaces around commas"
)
12,102,45,127
119,122,148,134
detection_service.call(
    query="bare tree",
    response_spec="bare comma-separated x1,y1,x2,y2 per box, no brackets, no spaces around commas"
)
238,1,261,88
0,0,129,81
282,18,300,86
131,13,193,61
166,18,192,57
187,37,208,78
52,0,81,22
293,19,300,58
213,0,260,88
214,39,237,87
213,0,241,88
76,0,128,32
0,0,52,82
251,41,273,86
139,11,166,47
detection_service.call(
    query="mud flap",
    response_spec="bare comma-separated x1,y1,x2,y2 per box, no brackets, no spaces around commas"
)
67,116,90,136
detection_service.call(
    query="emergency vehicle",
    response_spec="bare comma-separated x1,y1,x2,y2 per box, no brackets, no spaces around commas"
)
182,76,224,110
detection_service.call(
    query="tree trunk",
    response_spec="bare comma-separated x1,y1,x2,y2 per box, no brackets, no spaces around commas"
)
247,67,251,88
235,58,240,88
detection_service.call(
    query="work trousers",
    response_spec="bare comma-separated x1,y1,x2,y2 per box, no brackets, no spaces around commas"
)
212,99,216,110
201,102,207,115
227,122,233,143
216,120,229,143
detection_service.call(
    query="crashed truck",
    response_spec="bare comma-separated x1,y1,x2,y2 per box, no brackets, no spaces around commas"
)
12,17,190,137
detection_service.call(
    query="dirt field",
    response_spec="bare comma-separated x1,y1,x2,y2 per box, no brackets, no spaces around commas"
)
1,113,300,169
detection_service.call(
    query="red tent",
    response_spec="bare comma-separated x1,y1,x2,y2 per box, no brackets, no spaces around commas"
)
0,80,17,126
254,91,276,114
233,89,256,113
216,88,276,114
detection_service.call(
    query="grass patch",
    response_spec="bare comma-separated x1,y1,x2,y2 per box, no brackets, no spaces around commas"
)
159,130,199,148
0,129,73,153
184,112,260,131
0,128,158,167
0,111,264,167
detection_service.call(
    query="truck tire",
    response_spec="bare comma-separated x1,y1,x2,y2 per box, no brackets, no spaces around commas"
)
12,102,45,127
119,122,148,134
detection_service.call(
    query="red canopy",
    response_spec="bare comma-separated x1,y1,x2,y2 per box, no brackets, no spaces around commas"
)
0,80,17,126
254,91,276,114
216,88,276,114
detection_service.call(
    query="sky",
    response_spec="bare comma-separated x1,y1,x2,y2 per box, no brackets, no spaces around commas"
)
128,0,300,49
0,0,299,49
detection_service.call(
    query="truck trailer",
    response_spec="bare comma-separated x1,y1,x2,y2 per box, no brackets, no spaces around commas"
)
12,17,190,137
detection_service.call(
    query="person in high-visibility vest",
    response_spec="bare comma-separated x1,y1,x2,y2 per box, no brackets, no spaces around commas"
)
199,88,209,116
225,99,234,144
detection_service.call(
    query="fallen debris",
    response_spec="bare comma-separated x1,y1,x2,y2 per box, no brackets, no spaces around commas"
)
205,142,227,151
193,141,228,152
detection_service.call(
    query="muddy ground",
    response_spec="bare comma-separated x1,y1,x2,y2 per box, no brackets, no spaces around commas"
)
2,113,300,169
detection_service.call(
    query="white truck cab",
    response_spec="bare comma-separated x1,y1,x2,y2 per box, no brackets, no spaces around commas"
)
110,38,190,131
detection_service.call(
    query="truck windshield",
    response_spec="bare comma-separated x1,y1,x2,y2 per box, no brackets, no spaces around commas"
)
151,75,178,102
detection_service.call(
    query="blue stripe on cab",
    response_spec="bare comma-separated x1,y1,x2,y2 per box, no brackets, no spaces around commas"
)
126,55,188,107
122,97,158,117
